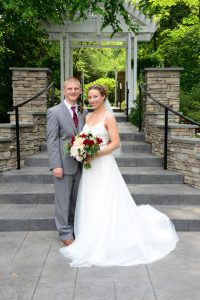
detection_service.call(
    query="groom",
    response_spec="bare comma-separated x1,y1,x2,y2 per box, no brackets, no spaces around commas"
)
46,77,88,246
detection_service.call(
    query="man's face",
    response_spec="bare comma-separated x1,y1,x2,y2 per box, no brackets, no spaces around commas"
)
63,80,82,104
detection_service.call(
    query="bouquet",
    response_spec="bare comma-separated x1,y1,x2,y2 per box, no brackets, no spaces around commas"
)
64,132,103,169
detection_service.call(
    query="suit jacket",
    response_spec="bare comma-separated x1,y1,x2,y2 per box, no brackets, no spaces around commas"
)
46,101,88,175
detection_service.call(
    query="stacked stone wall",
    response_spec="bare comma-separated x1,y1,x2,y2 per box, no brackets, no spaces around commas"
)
143,68,200,189
0,68,51,172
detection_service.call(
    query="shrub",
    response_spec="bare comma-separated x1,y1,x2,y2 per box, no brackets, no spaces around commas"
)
84,78,115,105
129,99,140,127
180,83,200,123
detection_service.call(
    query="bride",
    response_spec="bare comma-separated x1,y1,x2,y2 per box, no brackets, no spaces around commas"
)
60,84,178,267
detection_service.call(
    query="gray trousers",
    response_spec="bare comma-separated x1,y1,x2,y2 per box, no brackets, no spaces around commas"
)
53,166,81,241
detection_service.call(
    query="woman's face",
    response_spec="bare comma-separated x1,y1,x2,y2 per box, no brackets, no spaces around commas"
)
88,89,105,109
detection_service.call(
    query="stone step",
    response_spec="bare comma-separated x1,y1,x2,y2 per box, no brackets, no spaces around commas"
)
114,113,127,122
121,141,152,153
0,167,183,184
0,183,199,205
24,152,163,167
120,167,183,184
119,132,144,141
41,140,152,153
0,183,54,204
0,203,200,231
127,184,200,205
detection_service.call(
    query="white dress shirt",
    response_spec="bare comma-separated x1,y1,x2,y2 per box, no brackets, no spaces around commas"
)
64,100,78,118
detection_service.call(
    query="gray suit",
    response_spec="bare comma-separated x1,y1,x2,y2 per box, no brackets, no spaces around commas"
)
46,101,87,240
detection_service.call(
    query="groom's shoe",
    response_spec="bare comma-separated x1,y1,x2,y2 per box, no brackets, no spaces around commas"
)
62,239,74,246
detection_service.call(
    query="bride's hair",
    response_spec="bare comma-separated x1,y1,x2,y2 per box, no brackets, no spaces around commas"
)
88,84,107,100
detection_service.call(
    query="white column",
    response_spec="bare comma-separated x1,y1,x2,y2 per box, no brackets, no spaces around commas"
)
133,35,138,101
60,35,64,100
81,71,84,105
127,32,132,111
125,45,128,104
65,33,70,79
69,47,73,76
114,67,118,107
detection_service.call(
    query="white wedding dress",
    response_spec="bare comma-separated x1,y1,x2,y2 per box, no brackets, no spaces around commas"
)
60,117,178,267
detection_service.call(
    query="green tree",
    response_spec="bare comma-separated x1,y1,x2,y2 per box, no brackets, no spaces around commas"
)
84,77,115,104
133,0,200,122
73,46,125,83
0,0,138,122
133,0,200,88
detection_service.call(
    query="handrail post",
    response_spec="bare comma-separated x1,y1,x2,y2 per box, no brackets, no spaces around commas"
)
126,82,129,122
164,108,168,170
138,84,142,132
15,107,21,170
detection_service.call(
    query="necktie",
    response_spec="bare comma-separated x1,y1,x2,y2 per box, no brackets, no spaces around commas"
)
71,106,79,128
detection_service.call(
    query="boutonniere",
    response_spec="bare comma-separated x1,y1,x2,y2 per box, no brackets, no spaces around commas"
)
78,104,84,113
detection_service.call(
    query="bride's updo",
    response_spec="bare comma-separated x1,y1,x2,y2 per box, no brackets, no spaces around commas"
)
88,84,107,101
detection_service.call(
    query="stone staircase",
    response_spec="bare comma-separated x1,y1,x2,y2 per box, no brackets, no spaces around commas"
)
0,115,200,232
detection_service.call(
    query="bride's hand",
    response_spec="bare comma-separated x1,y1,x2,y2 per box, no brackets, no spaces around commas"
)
95,150,102,158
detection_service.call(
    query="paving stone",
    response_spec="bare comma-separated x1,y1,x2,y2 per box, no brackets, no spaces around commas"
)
77,265,149,283
115,283,156,300
32,284,74,300
0,232,27,263
0,231,200,300
74,283,115,300
147,260,200,300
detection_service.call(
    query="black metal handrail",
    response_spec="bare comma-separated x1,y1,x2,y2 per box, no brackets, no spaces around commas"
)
126,81,129,122
13,82,55,170
139,83,200,170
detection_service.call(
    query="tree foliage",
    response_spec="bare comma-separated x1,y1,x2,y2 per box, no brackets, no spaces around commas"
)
0,0,138,122
0,0,199,123
131,0,200,123
84,77,115,104
134,0,200,89
73,46,125,83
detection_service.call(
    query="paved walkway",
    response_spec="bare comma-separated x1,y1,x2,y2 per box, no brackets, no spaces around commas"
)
0,231,200,300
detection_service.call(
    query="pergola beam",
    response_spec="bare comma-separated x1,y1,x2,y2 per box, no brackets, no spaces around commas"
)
71,44,125,49
48,33,153,42
43,24,157,34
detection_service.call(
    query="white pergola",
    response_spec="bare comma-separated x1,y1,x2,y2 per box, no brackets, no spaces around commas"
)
42,3,157,109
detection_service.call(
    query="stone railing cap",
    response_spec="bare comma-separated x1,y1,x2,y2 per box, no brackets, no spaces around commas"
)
144,112,175,116
155,123,199,129
0,137,12,142
0,123,33,128
7,111,47,115
171,137,200,144
144,68,184,72
9,67,52,73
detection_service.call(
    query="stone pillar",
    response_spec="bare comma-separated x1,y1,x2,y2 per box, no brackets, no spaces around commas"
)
143,68,183,125
9,67,51,123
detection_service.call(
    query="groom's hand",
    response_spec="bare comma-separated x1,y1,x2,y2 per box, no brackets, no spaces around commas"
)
53,167,63,179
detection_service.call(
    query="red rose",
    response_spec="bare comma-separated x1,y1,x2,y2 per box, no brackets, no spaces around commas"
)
89,140,94,146
83,139,94,146
70,136,75,145
80,133,87,138
96,137,103,144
